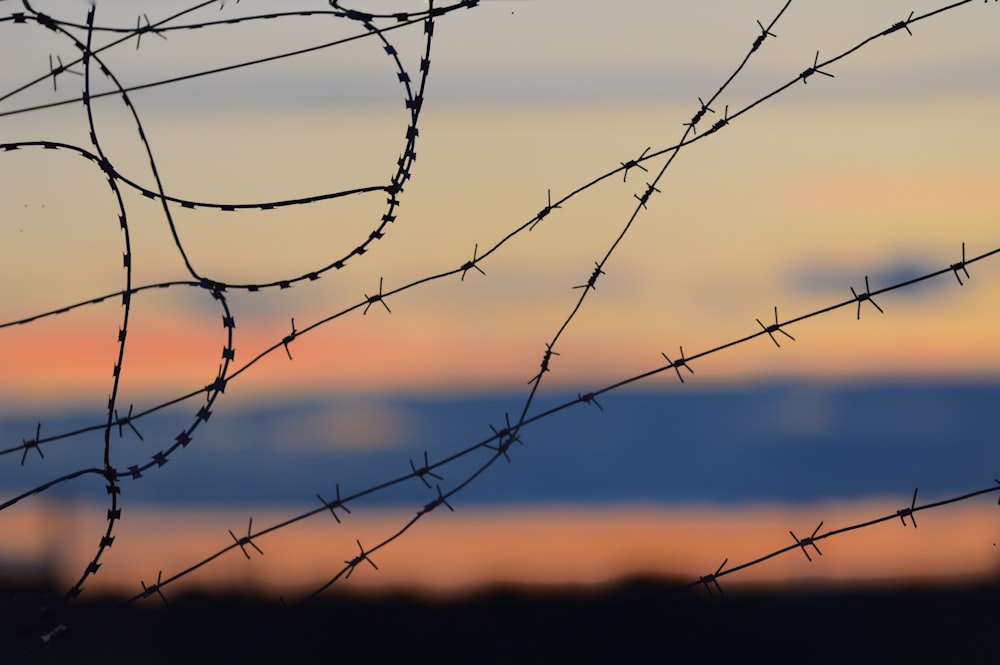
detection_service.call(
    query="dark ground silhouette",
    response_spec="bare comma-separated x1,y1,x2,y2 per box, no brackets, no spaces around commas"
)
3,575,997,663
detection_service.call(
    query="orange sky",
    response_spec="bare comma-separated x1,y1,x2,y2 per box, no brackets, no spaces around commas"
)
3,95,998,407
3,498,999,598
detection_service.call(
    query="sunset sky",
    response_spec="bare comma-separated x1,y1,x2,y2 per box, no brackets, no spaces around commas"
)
1,0,998,599
1,0,998,405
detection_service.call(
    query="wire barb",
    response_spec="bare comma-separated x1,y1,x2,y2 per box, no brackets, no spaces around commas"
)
530,189,560,229
135,14,168,50
461,243,486,281
410,451,444,489
317,484,351,523
282,318,297,359
487,413,523,462
800,51,835,83
709,104,730,133
48,54,82,92
685,97,715,133
634,182,661,209
344,540,378,579
661,346,694,383
529,342,560,383
574,262,606,291
419,484,454,515
140,571,168,605
363,277,391,314
897,488,919,528
20,423,43,465
790,521,824,561
700,558,728,597
951,242,970,285
620,146,650,181
578,392,604,412
882,11,915,37
851,275,884,319
229,518,264,559
751,19,777,52
756,306,795,347
114,404,144,441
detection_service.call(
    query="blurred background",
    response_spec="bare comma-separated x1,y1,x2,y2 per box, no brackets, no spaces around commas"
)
1,0,999,607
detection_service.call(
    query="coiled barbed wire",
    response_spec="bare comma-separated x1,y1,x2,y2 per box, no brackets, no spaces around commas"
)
1,0,997,649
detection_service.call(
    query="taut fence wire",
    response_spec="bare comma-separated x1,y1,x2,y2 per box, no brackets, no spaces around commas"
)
0,0,997,650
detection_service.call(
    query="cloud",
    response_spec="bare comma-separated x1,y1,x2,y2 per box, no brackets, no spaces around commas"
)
788,258,950,298
276,399,414,452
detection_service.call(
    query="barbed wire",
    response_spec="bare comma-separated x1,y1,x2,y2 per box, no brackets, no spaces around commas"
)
4,237,992,652
97,244,1000,608
689,481,1000,597
0,0,457,640
0,0,997,650
6,0,992,459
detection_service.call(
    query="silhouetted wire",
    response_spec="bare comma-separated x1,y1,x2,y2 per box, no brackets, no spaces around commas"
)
686,481,1000,596
0,6,423,113
1,0,997,648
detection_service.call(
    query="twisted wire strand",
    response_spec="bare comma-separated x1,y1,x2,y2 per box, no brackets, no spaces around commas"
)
0,0,996,647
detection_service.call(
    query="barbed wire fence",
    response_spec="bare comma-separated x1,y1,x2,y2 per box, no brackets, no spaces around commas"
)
1,0,998,652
